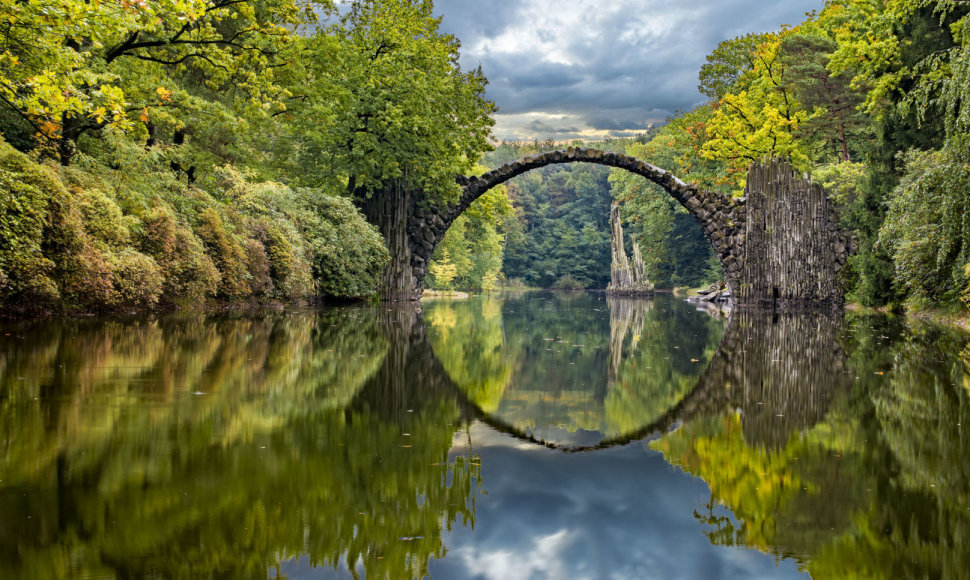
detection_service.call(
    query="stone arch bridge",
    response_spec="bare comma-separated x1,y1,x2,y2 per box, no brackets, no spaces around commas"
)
370,148,851,308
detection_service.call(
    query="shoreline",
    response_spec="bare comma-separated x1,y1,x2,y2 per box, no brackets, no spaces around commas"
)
0,295,373,321
4,292,969,333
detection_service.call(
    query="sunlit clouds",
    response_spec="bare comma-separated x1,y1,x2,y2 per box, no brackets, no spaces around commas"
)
434,0,823,141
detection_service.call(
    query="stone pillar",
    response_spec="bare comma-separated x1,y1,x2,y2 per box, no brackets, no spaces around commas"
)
609,203,633,288
360,180,421,300
361,180,449,301
736,159,850,309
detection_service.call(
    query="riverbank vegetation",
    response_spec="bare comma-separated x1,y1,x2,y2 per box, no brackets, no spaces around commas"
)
0,0,492,313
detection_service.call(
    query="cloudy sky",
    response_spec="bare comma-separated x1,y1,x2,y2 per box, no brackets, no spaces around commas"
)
278,424,808,579
431,0,825,141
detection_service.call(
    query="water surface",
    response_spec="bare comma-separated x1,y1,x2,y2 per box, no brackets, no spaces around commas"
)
1,292,968,579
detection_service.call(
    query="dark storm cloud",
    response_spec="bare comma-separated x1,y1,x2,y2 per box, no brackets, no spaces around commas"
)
525,119,582,135
433,0,825,139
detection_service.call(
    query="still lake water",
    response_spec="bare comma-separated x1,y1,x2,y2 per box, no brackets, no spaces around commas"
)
1,292,968,579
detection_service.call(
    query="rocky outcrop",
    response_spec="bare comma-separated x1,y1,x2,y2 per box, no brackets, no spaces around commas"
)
607,203,654,296
691,280,729,303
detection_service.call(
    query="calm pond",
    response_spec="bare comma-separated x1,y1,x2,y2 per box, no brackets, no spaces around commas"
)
1,292,968,579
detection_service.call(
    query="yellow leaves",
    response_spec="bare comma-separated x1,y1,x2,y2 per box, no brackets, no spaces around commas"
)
139,107,150,123
156,86,172,101
700,32,815,191
120,0,148,11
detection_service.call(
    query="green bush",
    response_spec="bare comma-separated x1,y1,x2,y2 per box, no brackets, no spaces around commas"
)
107,249,163,308
221,166,388,299
244,238,273,297
552,275,586,290
163,225,220,306
295,190,389,298
0,140,389,313
0,166,57,304
74,185,130,247
195,207,249,299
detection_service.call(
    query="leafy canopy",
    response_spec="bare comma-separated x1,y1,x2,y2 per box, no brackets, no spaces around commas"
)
0,0,320,162
283,0,495,203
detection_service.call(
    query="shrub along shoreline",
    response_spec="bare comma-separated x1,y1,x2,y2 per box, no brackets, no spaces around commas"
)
0,138,389,316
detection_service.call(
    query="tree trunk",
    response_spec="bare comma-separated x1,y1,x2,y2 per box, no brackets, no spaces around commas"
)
58,113,81,166
838,120,850,162
170,129,196,184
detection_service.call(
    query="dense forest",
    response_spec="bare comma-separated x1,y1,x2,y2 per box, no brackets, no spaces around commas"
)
2,0,970,312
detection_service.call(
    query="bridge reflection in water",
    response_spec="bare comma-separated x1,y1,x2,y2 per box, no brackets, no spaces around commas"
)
419,293,848,452
1,297,968,579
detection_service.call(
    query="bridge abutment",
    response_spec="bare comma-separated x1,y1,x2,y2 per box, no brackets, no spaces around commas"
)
734,160,851,309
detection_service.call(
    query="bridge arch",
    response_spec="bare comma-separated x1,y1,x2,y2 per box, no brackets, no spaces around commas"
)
388,151,848,307
404,148,746,299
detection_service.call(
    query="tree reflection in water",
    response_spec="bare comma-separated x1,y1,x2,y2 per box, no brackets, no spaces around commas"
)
1,297,969,579
653,311,970,579
426,292,725,447
0,308,479,580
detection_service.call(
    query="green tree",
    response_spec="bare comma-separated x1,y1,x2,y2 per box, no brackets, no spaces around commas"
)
698,33,771,99
880,145,970,308
778,32,868,162
427,179,511,291
500,159,613,289
701,32,813,188
280,0,493,200
0,0,319,165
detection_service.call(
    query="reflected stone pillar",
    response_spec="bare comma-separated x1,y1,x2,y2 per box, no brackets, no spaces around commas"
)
355,304,480,423
689,310,850,448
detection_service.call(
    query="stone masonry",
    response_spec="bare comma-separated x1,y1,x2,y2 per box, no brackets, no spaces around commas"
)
398,148,849,308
